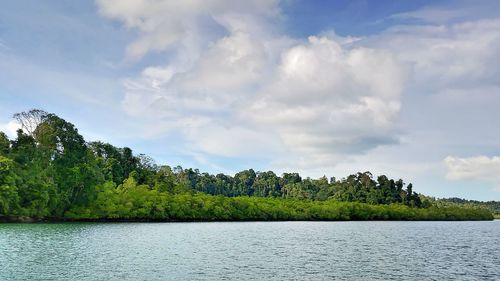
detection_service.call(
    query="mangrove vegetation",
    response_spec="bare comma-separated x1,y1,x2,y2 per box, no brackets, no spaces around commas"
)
0,109,495,221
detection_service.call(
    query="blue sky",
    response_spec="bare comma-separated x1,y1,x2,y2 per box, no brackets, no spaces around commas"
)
1,0,500,200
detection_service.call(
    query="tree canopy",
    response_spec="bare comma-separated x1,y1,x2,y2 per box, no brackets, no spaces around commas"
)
0,109,494,221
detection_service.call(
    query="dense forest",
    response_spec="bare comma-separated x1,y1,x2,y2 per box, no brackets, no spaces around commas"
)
432,198,500,218
0,110,494,221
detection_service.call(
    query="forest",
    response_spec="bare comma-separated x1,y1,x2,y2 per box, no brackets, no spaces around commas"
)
0,110,494,221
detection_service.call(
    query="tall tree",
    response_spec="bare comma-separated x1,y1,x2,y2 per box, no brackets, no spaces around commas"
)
234,169,256,196
12,109,48,137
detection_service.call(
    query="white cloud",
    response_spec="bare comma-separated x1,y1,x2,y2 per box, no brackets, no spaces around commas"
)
95,0,408,170
97,0,500,179
243,35,407,168
96,0,280,59
390,6,469,24
183,123,284,158
388,1,500,24
115,29,407,168
367,19,500,89
0,120,21,138
445,156,500,191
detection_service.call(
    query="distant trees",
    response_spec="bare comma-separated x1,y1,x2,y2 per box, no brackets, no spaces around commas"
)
64,188,493,221
234,169,256,196
0,109,494,221
253,171,280,197
432,197,500,216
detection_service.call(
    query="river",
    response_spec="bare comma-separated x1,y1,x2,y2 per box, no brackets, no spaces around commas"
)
1,221,499,280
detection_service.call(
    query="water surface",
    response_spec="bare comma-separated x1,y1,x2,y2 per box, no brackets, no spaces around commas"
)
1,221,499,280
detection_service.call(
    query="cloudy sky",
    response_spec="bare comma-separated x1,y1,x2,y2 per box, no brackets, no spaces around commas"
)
1,0,499,200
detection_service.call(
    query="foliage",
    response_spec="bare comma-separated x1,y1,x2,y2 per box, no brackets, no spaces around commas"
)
65,178,493,221
424,197,500,216
0,156,20,215
0,109,495,221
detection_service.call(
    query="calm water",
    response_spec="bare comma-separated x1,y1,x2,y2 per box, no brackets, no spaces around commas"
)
1,221,499,280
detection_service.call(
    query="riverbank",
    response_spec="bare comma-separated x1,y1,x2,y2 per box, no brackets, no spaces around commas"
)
3,197,493,222
0,216,43,223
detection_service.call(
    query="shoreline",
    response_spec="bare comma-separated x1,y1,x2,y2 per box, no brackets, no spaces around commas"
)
1,216,495,223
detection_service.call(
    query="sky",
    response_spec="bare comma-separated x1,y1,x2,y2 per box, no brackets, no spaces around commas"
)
1,0,500,200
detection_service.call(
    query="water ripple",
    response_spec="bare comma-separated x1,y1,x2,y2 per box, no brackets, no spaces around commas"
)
0,221,499,280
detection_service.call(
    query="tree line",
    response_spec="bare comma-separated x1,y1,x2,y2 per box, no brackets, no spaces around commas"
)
429,197,500,217
0,109,494,221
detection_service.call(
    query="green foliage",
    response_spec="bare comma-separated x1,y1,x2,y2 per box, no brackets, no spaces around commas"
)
0,156,20,215
0,132,10,156
424,196,500,217
65,190,493,221
0,109,495,222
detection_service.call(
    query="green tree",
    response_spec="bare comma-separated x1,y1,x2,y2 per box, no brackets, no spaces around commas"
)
234,169,256,196
253,171,280,197
0,156,20,215
0,132,10,155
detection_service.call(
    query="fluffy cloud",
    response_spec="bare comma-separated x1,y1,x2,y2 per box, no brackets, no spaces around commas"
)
115,30,407,168
119,29,288,138
96,0,500,177
0,120,20,138
243,36,406,168
95,0,408,169
96,0,280,59
445,156,500,191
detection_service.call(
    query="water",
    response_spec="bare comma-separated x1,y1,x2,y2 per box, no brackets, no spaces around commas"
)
1,221,499,280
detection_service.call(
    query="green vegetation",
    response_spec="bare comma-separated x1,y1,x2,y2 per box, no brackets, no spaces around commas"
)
64,179,492,221
0,109,494,221
429,197,500,218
